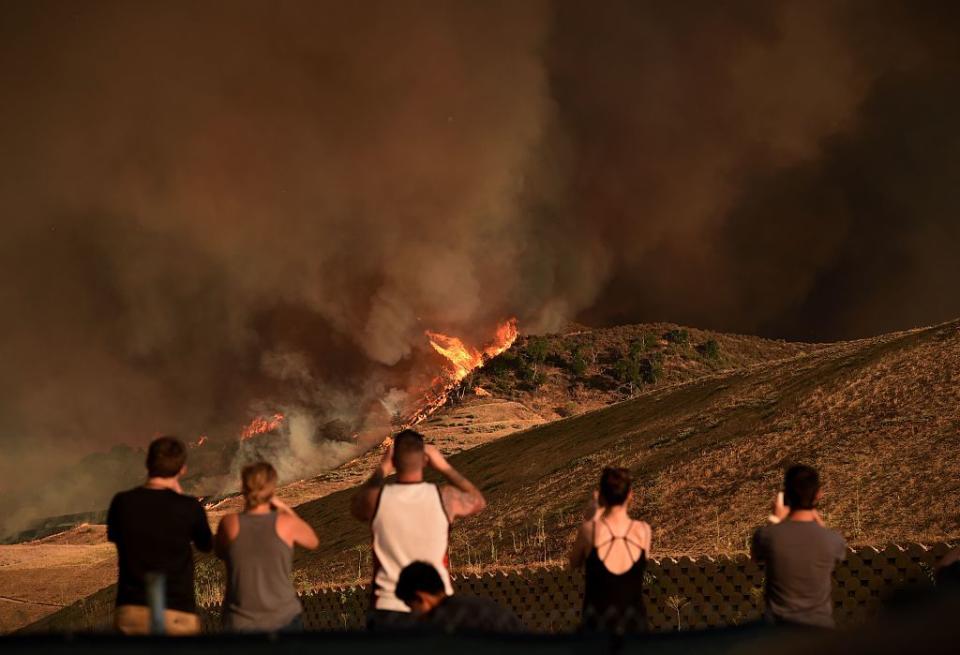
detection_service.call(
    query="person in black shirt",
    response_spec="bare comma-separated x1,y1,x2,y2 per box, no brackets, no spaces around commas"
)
395,561,524,633
107,436,213,635
568,467,652,633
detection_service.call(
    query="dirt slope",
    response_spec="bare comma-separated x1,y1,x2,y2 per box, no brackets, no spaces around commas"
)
0,525,115,632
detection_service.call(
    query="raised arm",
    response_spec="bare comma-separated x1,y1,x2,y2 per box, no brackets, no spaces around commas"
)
629,520,652,557
271,498,319,550
427,445,486,522
350,442,394,522
568,521,593,569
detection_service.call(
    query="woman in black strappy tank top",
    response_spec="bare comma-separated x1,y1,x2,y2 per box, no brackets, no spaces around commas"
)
569,467,652,633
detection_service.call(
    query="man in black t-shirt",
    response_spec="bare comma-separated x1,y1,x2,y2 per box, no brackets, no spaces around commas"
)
107,436,213,635
395,561,525,633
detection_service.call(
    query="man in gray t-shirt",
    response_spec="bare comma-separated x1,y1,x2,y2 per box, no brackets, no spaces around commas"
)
752,465,846,628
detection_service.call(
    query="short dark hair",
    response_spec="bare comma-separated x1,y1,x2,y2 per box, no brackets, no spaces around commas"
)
395,561,445,605
393,429,425,471
784,464,820,510
599,467,632,506
146,436,187,478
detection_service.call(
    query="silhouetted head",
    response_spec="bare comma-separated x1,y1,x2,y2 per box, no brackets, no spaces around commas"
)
393,429,426,476
242,461,278,508
396,561,447,614
146,436,187,479
784,464,821,510
598,466,632,507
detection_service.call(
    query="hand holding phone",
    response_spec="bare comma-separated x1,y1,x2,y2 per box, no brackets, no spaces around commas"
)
768,491,789,524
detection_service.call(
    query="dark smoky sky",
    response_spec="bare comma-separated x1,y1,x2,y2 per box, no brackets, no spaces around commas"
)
1,1,959,495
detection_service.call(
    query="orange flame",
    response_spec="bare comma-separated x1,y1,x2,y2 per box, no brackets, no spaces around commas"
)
426,318,518,384
192,434,208,448
425,333,483,383
398,318,517,428
240,413,285,440
483,319,520,359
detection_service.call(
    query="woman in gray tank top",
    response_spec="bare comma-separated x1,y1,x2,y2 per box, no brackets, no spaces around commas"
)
214,462,320,632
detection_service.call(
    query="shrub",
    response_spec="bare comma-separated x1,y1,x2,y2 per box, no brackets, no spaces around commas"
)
518,360,545,388
526,336,550,365
614,357,641,385
568,345,589,377
664,328,690,345
697,339,720,360
556,402,579,418
486,351,517,375
639,356,663,384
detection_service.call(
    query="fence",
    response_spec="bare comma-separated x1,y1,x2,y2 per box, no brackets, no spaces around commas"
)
26,542,955,634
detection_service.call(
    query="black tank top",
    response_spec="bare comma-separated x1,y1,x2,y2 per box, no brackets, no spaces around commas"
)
582,519,647,632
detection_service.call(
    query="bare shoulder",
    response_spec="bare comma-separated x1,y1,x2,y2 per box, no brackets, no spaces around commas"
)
631,519,652,540
275,512,297,532
274,512,298,543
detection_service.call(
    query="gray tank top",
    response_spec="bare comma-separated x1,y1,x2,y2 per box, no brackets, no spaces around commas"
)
224,513,301,631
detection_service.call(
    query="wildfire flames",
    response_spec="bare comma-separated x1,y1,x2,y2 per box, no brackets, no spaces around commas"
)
401,318,518,427
240,412,285,440
426,319,519,384
234,319,517,444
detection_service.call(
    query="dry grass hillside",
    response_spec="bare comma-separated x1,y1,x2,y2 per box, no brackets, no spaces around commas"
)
463,323,820,420
288,319,960,587
14,320,960,632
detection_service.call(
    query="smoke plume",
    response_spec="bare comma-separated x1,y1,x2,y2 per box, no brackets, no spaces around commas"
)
2,1,959,530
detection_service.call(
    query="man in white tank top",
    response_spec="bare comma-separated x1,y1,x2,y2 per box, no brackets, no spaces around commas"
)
351,429,486,630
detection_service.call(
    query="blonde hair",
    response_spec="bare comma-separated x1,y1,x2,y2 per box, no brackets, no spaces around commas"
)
242,461,277,508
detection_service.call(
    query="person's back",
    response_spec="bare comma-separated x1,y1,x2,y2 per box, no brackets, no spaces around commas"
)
217,462,319,632
223,513,301,630
753,520,845,627
109,487,212,610
107,437,212,635
351,430,486,629
569,467,651,633
372,481,452,612
583,519,648,631
752,465,846,628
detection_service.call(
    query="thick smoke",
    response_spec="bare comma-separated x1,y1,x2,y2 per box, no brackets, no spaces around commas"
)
561,1,960,339
1,1,959,530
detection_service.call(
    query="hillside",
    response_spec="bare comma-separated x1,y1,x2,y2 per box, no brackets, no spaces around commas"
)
12,320,960,632
287,319,960,587
458,322,820,421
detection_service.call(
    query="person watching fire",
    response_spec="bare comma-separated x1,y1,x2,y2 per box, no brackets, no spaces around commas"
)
107,436,213,635
568,466,652,633
351,429,487,630
214,461,319,632
751,464,846,628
